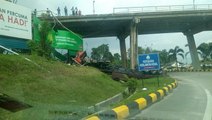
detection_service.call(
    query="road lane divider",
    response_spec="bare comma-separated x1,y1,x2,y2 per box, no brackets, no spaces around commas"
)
112,105,129,119
126,101,139,115
171,83,176,88
167,69,212,72
86,116,100,120
134,98,147,110
84,80,178,120
167,84,172,91
157,89,164,98
148,93,157,103
162,87,169,95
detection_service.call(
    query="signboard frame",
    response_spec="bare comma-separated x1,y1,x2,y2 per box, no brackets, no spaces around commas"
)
138,53,160,71
0,1,32,40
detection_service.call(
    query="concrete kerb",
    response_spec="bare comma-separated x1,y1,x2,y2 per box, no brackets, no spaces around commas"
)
167,69,212,72
83,80,178,120
87,88,129,114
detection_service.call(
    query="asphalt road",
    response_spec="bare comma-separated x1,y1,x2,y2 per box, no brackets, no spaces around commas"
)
130,72,212,120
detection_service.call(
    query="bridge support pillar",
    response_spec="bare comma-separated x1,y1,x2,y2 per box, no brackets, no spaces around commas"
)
118,35,127,68
130,18,140,70
184,32,201,70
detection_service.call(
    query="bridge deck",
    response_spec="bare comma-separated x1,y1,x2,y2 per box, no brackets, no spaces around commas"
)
45,8,212,38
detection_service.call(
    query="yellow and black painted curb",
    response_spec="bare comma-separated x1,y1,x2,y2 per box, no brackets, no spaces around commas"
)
167,69,212,72
84,80,178,120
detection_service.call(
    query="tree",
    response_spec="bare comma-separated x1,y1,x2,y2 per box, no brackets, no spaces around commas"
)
127,46,153,58
91,44,113,62
197,42,212,62
159,49,170,66
210,42,212,59
113,53,121,61
127,46,145,60
37,20,52,58
138,46,145,54
168,46,184,70
145,47,152,54
111,53,122,66
28,20,52,59
185,51,202,64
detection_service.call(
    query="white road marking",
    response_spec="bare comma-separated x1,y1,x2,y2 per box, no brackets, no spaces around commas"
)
203,89,212,120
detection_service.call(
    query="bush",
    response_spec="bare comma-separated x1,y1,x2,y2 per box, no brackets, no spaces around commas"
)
27,20,52,59
27,40,38,54
126,79,138,94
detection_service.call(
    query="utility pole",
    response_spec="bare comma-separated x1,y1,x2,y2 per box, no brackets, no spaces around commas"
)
193,0,195,9
93,0,95,14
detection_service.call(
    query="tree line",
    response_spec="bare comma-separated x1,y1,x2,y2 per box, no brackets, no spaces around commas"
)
90,42,212,68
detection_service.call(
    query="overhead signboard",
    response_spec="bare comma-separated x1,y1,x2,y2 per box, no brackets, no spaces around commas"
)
0,1,32,40
52,30,83,51
138,53,160,71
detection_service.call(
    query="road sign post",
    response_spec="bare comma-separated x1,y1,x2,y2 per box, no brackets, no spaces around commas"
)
138,53,161,87
138,53,160,71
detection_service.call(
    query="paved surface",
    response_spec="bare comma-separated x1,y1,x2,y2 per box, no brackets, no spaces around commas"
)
130,72,212,120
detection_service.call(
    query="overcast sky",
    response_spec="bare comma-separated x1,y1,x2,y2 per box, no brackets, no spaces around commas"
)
17,0,212,64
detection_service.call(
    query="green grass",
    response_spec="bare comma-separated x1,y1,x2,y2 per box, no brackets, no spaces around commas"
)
0,54,124,120
113,76,175,107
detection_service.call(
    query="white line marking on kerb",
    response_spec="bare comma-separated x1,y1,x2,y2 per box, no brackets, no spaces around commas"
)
203,89,212,120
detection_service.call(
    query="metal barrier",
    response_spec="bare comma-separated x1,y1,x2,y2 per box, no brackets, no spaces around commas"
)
113,4,212,14
32,10,58,17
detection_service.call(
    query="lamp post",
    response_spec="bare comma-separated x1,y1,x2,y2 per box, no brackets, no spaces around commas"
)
193,0,195,10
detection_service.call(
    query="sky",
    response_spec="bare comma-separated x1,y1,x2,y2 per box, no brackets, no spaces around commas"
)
16,0,212,64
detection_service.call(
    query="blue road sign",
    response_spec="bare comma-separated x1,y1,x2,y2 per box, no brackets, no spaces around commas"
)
138,53,160,71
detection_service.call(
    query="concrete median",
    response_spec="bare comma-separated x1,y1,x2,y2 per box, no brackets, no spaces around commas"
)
84,80,178,120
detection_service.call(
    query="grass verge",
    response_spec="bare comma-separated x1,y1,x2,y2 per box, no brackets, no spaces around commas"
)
0,54,124,120
113,76,175,107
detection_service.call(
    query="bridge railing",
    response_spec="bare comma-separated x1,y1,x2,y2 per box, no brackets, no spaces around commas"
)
32,10,58,17
113,4,212,14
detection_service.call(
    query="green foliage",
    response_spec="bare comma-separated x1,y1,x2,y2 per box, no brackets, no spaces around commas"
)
169,46,184,60
145,47,152,54
125,79,138,94
185,51,202,60
113,53,121,61
127,46,146,59
27,40,38,54
39,21,52,58
168,46,184,69
0,55,124,119
210,42,212,59
28,20,52,59
111,53,122,66
0,48,4,53
159,49,170,66
91,44,113,62
114,76,175,107
138,46,145,54
197,42,212,61
128,46,159,58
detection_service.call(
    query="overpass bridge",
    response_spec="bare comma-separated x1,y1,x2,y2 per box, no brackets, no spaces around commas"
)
45,4,212,70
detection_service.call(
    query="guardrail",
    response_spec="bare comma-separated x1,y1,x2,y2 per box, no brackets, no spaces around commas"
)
113,4,212,14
